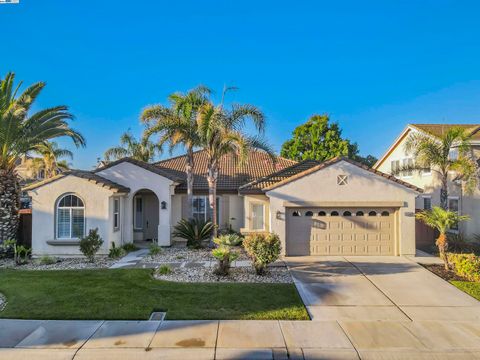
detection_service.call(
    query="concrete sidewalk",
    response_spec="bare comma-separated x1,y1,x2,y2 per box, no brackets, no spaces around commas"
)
1,318,480,359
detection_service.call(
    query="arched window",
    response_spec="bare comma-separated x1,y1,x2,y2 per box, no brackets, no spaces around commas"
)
330,211,339,216
381,211,390,217
356,211,364,217
292,211,301,217
343,211,352,216
57,194,85,239
305,211,314,217
368,211,377,217
318,211,326,216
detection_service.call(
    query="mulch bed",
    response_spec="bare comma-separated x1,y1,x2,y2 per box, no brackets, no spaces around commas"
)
422,264,467,282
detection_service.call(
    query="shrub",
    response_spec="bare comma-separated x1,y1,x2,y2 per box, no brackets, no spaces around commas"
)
14,245,31,265
212,246,239,276
172,218,214,249
213,234,243,247
448,233,480,255
243,233,281,275
79,228,104,262
447,253,480,282
38,255,57,265
0,239,16,259
121,243,138,253
149,243,162,257
157,264,172,275
109,243,126,259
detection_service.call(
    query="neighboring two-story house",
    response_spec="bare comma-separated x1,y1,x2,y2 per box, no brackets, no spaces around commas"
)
374,124,480,238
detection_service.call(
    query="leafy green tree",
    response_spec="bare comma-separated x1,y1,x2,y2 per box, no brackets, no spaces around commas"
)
402,127,478,209
104,130,161,163
280,114,376,166
197,89,275,237
0,72,85,242
141,86,211,218
416,207,470,269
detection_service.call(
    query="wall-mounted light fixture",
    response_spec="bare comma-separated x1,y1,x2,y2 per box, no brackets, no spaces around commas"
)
161,201,167,210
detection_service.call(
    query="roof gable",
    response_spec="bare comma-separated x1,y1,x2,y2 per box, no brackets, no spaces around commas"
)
23,170,130,193
241,157,422,193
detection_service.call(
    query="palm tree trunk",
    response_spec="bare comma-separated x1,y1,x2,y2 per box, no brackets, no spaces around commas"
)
185,147,194,219
207,165,218,238
0,169,20,243
440,174,448,210
436,232,449,270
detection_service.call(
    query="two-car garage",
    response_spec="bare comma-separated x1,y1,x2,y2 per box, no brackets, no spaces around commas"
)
263,158,421,257
285,206,396,256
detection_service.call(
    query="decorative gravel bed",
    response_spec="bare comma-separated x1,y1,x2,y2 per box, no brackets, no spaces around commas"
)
0,257,115,270
141,246,249,264
154,265,292,283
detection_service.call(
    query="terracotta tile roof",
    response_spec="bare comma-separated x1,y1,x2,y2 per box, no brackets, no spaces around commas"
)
239,160,321,193
240,157,423,194
23,170,130,193
94,157,184,182
410,124,480,141
155,150,297,192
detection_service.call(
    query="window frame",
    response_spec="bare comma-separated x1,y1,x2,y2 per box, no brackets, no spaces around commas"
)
448,196,460,231
113,198,120,231
402,158,414,178
134,195,143,230
251,202,265,230
192,195,221,224
56,194,85,240
422,196,432,210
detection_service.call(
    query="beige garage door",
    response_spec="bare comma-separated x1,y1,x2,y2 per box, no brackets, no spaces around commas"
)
286,208,395,256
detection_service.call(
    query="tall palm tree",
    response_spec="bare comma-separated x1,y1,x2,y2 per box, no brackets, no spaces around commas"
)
196,89,275,237
416,207,470,269
400,127,478,209
0,72,85,242
104,130,161,163
32,141,73,178
141,86,211,219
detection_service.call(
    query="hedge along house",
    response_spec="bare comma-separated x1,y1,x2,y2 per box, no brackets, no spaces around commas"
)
24,151,422,257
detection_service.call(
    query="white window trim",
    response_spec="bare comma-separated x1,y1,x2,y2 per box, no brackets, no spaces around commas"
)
113,198,120,231
134,195,143,230
250,202,266,231
422,195,432,210
56,194,85,240
447,196,460,232
402,158,414,179
192,195,222,224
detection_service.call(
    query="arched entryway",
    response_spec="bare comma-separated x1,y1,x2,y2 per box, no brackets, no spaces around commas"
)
132,189,159,244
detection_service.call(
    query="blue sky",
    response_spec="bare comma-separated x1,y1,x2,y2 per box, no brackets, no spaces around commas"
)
2,0,480,169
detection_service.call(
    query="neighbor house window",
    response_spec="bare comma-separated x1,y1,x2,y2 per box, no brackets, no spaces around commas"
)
56,194,85,239
134,196,143,230
423,196,432,210
113,198,120,231
449,148,459,161
192,196,221,223
402,158,413,177
390,160,400,175
448,197,460,230
251,203,265,230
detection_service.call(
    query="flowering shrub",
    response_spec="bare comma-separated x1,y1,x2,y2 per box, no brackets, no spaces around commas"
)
447,253,480,282
243,233,281,275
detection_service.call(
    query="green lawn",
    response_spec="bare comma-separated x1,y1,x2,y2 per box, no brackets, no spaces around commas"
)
451,281,480,301
0,269,309,320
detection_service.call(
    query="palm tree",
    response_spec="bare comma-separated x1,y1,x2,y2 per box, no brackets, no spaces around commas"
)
400,127,478,209
0,72,85,242
196,89,275,237
141,86,211,219
416,207,470,269
32,141,73,178
104,130,161,163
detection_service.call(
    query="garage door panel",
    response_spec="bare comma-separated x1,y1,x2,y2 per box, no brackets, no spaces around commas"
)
286,207,395,256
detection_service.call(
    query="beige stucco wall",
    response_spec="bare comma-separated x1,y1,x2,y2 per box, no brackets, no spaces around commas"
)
266,161,419,256
241,194,271,233
27,175,119,257
376,129,480,237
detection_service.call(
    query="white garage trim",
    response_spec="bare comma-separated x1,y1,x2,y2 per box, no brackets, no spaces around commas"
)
283,201,405,208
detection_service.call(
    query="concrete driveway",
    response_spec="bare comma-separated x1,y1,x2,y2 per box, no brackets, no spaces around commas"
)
285,255,480,322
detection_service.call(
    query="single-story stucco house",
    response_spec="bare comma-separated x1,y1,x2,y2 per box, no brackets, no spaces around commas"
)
24,150,422,257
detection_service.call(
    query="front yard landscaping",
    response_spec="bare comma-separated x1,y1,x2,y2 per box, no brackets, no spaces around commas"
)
0,268,309,320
